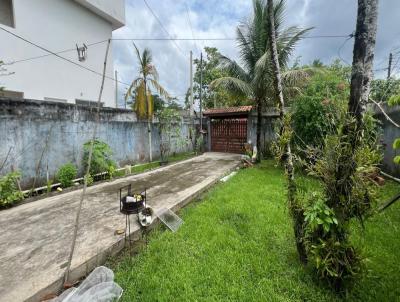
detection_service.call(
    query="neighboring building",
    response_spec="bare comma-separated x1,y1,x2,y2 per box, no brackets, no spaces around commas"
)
0,0,125,107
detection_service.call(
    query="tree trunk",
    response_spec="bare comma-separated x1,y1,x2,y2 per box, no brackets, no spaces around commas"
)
143,79,152,162
267,0,307,264
256,98,262,163
348,0,378,129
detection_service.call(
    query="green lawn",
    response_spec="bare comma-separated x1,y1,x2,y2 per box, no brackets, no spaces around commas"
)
111,161,400,301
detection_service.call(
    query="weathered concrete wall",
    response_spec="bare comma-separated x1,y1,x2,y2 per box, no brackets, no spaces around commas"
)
0,98,194,188
247,111,279,156
374,104,400,177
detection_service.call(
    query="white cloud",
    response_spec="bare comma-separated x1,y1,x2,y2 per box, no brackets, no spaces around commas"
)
112,0,400,107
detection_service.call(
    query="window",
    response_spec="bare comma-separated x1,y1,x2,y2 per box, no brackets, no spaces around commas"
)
0,0,15,28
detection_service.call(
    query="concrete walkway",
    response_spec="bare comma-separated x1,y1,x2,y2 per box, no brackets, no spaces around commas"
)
0,152,241,302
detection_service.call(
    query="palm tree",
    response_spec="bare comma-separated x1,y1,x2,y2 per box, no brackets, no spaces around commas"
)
211,0,311,162
125,43,169,162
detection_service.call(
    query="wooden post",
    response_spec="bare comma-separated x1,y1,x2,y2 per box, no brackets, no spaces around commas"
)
64,39,112,284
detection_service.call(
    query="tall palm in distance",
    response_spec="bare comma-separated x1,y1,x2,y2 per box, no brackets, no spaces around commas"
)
211,0,312,162
125,43,170,162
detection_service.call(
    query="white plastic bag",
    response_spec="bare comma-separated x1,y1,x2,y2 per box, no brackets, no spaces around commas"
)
51,266,123,302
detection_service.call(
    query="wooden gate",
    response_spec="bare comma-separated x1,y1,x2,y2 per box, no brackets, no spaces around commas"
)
210,118,247,153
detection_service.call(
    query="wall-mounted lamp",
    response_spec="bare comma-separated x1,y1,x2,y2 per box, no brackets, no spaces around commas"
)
76,44,88,62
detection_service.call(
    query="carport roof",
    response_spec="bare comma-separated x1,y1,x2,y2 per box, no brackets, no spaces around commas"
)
203,106,253,117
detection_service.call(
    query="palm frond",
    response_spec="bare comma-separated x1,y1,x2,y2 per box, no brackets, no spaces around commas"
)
134,82,147,119
218,55,250,82
210,77,252,98
277,26,313,67
147,88,154,119
125,77,143,101
148,79,170,100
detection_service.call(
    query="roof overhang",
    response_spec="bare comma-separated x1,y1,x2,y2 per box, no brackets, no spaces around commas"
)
74,0,126,30
203,106,253,118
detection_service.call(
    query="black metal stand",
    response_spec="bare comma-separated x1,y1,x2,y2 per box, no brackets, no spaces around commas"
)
119,185,147,252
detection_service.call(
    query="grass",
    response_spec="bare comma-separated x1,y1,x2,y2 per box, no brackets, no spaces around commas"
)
111,160,400,302
115,152,197,176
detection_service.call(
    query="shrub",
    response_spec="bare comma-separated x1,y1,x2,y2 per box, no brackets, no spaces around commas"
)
84,173,93,186
0,171,24,208
302,115,382,292
83,139,116,176
57,163,77,188
292,72,348,149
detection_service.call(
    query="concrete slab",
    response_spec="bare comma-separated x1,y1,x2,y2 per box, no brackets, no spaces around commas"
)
0,152,241,302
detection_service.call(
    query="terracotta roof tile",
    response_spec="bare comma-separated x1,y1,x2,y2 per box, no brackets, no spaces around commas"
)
203,105,253,116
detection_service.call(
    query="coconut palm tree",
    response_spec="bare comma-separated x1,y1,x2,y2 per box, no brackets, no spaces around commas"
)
211,0,311,162
125,43,169,162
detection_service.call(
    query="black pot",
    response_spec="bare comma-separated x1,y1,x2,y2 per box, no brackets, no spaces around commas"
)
120,195,145,214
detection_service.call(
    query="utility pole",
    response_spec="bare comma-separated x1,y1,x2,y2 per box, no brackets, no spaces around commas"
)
387,52,393,79
199,52,203,131
115,70,118,108
189,51,194,116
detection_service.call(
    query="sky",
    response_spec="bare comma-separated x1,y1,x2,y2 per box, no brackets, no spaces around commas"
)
112,0,400,107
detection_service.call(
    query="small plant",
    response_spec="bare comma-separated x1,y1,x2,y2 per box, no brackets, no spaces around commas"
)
84,174,94,186
57,163,77,188
124,165,132,176
0,171,24,208
46,180,53,194
108,165,116,180
83,139,116,176
157,108,181,162
304,193,338,234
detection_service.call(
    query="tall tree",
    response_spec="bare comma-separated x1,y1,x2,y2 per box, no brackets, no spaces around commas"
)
193,47,245,109
267,0,307,264
211,0,311,162
348,0,378,129
125,43,169,162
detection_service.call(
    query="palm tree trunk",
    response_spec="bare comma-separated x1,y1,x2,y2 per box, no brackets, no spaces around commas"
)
144,79,152,162
256,98,262,163
267,0,307,264
148,120,152,162
348,0,378,130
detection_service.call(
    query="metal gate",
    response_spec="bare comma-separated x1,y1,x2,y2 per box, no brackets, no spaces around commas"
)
210,118,247,153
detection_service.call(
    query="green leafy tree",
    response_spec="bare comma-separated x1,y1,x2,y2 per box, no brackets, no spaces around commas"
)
211,0,311,161
125,43,170,161
193,47,247,109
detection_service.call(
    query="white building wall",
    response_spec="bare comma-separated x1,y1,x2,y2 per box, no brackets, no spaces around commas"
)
0,0,123,107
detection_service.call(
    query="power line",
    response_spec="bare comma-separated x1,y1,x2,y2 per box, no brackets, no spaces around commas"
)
143,0,186,57
337,33,355,66
8,40,108,65
6,35,360,65
184,2,200,54
0,26,134,88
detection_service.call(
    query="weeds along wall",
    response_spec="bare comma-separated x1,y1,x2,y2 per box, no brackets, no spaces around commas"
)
0,98,194,188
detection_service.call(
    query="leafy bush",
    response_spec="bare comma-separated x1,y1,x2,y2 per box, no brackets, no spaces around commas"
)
0,171,24,208
83,139,116,176
292,72,348,149
57,163,77,188
302,115,382,292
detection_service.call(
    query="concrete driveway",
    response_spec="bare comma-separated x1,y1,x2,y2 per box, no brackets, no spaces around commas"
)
0,152,241,302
